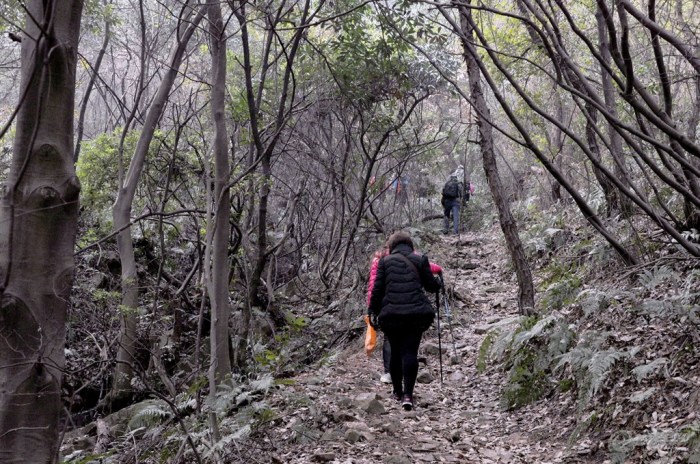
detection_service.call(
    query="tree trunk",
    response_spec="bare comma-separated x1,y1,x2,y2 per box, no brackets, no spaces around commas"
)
584,100,620,216
458,3,535,315
207,0,232,387
110,2,205,403
0,2,83,463
595,4,634,217
550,99,564,203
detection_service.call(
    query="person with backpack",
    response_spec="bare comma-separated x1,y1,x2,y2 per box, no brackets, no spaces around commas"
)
367,241,443,386
367,231,442,411
441,172,464,235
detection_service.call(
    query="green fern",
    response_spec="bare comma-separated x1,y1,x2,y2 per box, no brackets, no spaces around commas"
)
541,276,582,310
682,423,700,462
480,315,574,409
483,317,523,363
589,349,627,397
609,424,700,464
210,383,243,415
512,315,555,352
500,352,549,409
205,426,252,459
638,265,676,290
576,289,610,318
541,320,576,373
250,374,275,393
555,331,629,410
127,401,173,430
555,331,609,374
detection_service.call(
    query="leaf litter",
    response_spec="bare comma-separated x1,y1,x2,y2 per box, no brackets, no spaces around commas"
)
245,231,593,464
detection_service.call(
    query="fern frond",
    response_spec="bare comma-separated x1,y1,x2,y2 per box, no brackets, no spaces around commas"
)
205,426,252,458
554,331,625,409
638,265,676,290
251,374,274,393
127,401,173,430
640,299,667,317
627,345,643,358
555,331,609,373
210,385,243,414
589,349,627,397
512,315,555,352
610,429,678,463
545,321,575,362
576,289,610,318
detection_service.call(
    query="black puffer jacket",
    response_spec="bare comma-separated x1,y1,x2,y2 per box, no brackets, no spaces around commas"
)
368,243,441,331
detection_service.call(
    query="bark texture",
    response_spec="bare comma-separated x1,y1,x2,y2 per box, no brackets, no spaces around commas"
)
0,1,83,462
207,0,232,385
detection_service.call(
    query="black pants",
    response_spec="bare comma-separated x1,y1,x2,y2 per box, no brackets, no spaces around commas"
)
384,327,423,397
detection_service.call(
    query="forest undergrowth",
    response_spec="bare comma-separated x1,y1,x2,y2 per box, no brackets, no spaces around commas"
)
60,211,700,463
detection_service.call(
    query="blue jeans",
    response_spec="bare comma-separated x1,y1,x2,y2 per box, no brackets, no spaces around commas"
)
443,200,460,234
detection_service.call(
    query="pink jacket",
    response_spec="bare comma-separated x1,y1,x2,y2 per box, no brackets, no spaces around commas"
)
366,256,442,307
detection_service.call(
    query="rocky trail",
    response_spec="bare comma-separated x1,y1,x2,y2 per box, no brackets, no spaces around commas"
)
251,232,601,464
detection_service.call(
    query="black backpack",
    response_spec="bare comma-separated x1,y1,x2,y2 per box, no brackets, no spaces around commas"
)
442,179,459,199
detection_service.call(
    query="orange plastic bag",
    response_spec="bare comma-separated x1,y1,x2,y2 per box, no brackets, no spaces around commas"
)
363,315,377,357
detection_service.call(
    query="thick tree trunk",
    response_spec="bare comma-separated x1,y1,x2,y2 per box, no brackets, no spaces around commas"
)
110,2,205,402
0,2,83,463
458,3,535,315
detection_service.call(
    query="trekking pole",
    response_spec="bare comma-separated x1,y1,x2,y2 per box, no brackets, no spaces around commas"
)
435,290,444,385
439,274,459,361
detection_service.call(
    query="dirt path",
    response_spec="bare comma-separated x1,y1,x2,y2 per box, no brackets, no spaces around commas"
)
259,232,591,464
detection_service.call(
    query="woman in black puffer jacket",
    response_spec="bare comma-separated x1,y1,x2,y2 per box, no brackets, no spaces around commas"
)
368,231,441,410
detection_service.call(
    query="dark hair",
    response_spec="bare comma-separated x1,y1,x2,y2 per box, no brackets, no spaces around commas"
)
387,231,414,251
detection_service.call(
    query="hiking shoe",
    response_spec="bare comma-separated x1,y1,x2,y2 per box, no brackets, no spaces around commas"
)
380,372,392,384
392,392,402,402
401,394,414,411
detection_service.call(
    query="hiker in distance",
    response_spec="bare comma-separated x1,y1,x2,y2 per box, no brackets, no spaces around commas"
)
368,231,442,411
441,165,467,235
